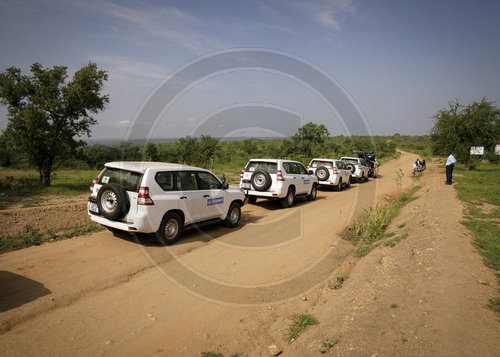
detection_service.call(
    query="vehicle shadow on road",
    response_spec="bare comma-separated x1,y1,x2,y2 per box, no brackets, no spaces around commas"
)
0,271,51,312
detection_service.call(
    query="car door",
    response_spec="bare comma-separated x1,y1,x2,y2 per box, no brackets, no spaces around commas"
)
195,171,226,221
178,170,204,224
295,162,311,194
153,171,180,224
282,161,300,193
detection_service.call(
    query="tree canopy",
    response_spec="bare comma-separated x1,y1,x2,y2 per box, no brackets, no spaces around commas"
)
430,99,500,169
0,62,108,185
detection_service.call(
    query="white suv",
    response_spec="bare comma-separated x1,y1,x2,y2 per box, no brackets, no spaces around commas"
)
88,162,246,244
307,158,352,190
239,159,318,208
340,157,370,182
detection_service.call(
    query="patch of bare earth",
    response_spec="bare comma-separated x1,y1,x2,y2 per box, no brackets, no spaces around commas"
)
0,194,89,237
283,159,499,356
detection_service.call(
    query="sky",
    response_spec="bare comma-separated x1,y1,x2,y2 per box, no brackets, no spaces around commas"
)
0,0,499,141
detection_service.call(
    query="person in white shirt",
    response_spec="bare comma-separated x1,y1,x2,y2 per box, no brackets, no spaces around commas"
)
445,152,457,185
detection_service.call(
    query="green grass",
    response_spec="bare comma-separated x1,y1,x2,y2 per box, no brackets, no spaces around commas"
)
351,243,378,257
0,168,100,196
200,353,223,357
453,163,500,272
285,314,319,341
488,297,500,312
0,223,103,253
349,186,420,245
383,233,409,247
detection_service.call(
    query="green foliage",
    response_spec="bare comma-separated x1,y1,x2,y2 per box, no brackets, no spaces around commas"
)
0,223,103,253
351,243,378,257
319,337,340,354
349,186,420,245
285,314,319,341
488,297,500,312
430,99,500,169
453,163,499,272
0,62,108,185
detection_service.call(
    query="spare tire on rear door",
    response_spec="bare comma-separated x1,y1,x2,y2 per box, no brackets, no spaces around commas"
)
315,166,330,181
345,163,356,174
96,183,130,220
251,170,272,191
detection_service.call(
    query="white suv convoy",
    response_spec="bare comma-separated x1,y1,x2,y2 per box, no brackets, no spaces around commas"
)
88,162,246,245
239,159,318,208
307,158,352,190
340,157,370,182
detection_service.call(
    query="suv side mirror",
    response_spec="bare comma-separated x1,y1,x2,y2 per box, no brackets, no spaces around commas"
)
308,170,314,175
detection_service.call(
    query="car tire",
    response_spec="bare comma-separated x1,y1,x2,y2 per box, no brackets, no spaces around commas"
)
223,202,241,228
315,166,330,181
156,212,183,245
251,170,272,191
281,187,295,208
248,196,257,204
335,178,343,191
345,177,351,188
307,184,317,201
96,183,129,220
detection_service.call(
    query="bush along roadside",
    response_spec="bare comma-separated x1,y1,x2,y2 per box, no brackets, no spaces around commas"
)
348,185,421,257
452,163,499,312
0,223,103,253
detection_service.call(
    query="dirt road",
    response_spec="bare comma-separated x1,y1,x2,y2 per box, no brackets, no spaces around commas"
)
0,152,498,356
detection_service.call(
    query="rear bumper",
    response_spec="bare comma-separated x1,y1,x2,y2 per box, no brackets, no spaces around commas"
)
87,199,157,233
243,189,285,199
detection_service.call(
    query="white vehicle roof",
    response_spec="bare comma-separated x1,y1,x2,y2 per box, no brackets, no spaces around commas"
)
340,157,359,160
247,158,300,163
105,161,205,174
310,158,336,162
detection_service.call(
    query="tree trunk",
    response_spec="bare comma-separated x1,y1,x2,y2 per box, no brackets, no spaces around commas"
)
464,156,470,170
39,166,52,186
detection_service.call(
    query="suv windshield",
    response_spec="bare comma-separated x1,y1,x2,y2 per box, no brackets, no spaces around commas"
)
245,161,278,174
99,168,142,192
310,160,333,168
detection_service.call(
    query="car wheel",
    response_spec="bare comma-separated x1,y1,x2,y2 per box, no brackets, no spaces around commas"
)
281,187,295,208
224,202,241,228
248,196,257,204
307,184,317,201
335,178,343,191
315,166,330,181
156,212,183,245
251,170,272,191
96,183,129,220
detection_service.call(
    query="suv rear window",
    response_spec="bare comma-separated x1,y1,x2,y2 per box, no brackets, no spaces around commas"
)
99,168,142,192
342,158,358,165
245,161,278,174
310,160,333,168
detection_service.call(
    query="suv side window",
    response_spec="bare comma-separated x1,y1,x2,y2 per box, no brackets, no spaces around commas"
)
155,171,179,191
285,162,299,174
196,171,222,190
178,171,198,191
296,163,308,175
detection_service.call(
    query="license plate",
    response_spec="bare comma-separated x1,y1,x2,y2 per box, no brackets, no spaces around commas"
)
241,182,251,189
89,202,99,214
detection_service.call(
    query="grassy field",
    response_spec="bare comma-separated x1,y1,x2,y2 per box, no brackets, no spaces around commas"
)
453,163,500,272
0,168,101,196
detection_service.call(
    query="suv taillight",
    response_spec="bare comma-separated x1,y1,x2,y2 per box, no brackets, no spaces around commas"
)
277,170,285,181
138,186,154,205
333,167,337,174
358,163,362,169
90,177,98,191
306,165,310,170
240,169,245,178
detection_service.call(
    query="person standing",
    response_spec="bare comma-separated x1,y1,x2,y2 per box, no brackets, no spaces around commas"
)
445,151,457,185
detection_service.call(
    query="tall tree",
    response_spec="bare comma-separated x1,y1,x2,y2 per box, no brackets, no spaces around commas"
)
0,62,108,185
292,122,330,157
430,99,500,169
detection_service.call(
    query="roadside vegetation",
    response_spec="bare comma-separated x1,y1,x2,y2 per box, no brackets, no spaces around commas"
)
0,223,103,253
348,185,421,257
452,162,500,312
285,314,319,341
